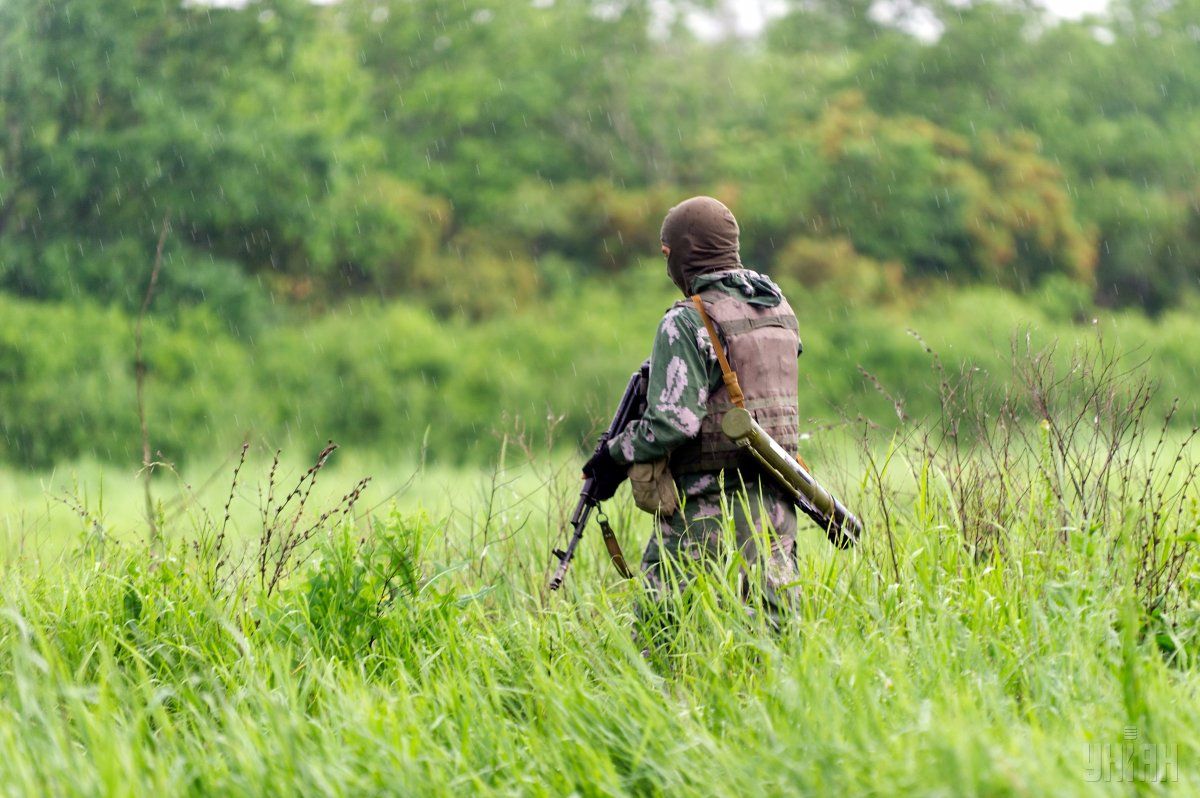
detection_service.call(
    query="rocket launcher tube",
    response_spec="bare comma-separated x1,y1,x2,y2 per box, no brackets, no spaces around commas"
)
721,407,863,549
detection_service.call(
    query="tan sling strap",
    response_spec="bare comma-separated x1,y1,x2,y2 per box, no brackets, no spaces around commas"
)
691,294,745,410
598,511,634,579
691,292,811,472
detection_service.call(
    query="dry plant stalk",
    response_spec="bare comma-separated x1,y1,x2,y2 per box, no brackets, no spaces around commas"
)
182,441,373,600
856,330,1198,617
255,442,370,595
134,211,172,547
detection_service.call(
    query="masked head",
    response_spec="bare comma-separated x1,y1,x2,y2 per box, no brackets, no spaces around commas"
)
659,196,741,295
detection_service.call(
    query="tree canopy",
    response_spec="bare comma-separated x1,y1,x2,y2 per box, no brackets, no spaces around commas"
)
2,0,1197,322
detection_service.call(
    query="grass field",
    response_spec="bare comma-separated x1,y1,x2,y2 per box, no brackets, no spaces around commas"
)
0,336,1196,796
2,369,1198,796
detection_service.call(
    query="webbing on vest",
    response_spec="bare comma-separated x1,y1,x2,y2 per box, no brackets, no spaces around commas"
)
690,293,811,473
691,294,745,410
718,315,799,336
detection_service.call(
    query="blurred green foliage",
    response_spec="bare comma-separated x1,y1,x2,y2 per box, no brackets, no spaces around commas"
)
3,0,1199,323
3,275,1198,469
3,0,1200,466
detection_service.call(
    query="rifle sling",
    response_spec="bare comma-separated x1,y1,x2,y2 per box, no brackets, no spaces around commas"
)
598,513,634,579
692,294,745,410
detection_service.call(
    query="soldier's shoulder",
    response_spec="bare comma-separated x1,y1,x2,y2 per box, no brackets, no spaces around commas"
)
661,300,701,321
656,302,702,345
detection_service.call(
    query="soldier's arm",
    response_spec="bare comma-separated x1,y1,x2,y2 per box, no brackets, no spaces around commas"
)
607,305,719,465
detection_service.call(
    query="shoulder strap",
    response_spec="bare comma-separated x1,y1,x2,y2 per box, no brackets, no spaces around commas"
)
691,294,813,473
691,294,745,410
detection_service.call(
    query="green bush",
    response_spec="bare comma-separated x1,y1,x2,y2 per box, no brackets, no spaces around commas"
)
1,278,1198,470
1083,179,1198,314
0,296,261,467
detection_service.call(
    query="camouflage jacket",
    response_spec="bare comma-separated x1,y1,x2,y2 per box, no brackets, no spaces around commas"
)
607,268,801,488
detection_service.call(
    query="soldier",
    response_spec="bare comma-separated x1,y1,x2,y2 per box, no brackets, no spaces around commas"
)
583,195,801,618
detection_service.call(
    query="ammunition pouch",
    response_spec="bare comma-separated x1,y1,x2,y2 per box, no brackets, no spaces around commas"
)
628,458,678,517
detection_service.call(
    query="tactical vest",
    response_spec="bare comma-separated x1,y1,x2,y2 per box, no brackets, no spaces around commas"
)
669,288,801,474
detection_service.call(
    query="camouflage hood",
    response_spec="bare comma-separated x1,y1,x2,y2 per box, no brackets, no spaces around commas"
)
660,196,742,294
691,268,786,309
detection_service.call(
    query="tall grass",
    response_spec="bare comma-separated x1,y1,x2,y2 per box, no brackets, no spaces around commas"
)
1,342,1198,796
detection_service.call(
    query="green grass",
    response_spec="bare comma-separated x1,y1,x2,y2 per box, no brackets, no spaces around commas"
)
3,306,1200,796
0,451,545,562
1,421,1198,796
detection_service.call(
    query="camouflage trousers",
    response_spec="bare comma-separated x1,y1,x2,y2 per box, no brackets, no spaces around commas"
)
639,471,799,618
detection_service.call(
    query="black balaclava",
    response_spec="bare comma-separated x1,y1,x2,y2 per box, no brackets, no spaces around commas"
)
659,196,742,295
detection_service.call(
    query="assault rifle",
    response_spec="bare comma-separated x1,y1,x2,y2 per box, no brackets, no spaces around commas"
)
548,360,649,591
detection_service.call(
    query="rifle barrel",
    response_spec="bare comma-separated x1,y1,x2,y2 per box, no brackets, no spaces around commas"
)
549,495,593,591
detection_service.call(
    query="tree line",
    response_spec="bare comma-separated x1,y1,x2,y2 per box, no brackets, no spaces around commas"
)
1,0,1198,328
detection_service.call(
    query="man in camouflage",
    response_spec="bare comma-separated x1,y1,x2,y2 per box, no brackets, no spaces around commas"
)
584,196,801,618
